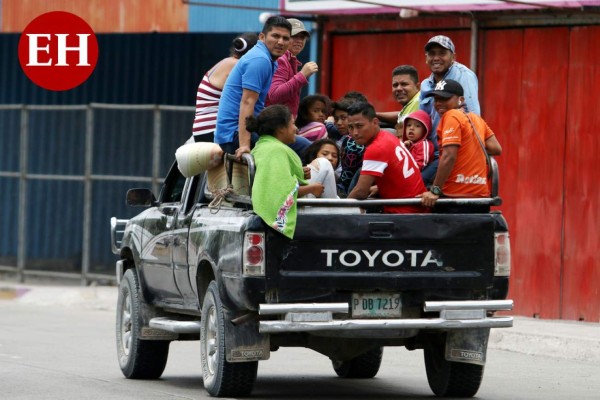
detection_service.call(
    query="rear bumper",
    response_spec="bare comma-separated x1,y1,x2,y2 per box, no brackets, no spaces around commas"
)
258,300,513,334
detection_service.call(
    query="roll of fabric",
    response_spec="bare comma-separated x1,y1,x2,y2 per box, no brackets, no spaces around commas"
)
176,142,223,177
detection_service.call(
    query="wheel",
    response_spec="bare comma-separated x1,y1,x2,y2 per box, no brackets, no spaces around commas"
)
200,281,258,397
424,340,484,397
116,269,169,379
332,347,383,378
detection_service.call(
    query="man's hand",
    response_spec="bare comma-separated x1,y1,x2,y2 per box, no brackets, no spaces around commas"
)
301,62,318,79
308,183,324,198
419,191,439,208
368,185,379,198
235,145,251,160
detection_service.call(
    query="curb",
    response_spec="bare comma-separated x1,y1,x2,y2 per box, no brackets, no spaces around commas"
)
489,317,600,363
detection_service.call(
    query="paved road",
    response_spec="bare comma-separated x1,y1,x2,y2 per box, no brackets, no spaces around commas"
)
1,302,599,400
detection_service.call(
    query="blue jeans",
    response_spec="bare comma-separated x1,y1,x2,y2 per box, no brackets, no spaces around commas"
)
421,157,439,187
219,131,260,154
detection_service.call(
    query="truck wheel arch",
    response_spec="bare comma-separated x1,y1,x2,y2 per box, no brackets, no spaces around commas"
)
118,246,153,306
196,260,216,308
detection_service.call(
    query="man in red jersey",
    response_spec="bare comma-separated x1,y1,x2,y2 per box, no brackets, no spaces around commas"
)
347,102,428,213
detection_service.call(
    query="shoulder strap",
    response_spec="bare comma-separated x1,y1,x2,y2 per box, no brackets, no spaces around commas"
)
206,58,228,79
464,113,492,179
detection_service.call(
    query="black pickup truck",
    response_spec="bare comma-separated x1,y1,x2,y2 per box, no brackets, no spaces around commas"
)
110,154,513,398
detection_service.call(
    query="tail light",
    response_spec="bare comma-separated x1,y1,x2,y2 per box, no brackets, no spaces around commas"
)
494,232,511,277
243,232,265,276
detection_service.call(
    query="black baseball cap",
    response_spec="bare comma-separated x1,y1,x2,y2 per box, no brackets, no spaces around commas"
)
425,79,464,98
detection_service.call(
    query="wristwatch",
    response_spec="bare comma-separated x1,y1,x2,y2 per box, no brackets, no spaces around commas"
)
430,185,443,196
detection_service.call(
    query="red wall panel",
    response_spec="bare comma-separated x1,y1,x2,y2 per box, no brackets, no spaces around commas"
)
481,27,569,319
478,29,526,309
562,26,600,321
2,0,188,32
327,30,472,111
320,16,471,101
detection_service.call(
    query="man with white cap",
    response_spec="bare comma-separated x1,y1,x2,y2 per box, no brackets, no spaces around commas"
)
419,35,481,186
266,18,319,117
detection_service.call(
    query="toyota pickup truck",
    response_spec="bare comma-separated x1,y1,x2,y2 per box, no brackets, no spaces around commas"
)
110,154,513,398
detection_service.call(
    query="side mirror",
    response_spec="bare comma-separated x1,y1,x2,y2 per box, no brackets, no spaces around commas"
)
126,188,157,207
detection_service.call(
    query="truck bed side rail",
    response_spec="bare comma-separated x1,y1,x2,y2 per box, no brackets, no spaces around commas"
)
216,154,502,207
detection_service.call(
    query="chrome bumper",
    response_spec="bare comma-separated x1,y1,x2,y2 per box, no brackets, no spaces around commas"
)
258,300,513,334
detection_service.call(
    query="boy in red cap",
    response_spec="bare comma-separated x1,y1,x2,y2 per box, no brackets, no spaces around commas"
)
402,110,434,172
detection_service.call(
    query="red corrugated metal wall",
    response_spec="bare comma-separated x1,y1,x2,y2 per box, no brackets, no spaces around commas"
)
1,0,188,32
327,30,471,109
562,26,600,321
322,19,600,322
320,16,472,108
480,27,569,319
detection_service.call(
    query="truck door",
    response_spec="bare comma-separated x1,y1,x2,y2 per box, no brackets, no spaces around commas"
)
139,164,185,304
171,174,204,308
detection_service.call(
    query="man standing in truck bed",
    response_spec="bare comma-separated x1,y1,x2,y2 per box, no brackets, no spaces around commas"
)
347,102,428,214
214,16,292,159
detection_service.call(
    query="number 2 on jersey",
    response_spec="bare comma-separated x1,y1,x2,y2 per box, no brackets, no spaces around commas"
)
395,145,416,179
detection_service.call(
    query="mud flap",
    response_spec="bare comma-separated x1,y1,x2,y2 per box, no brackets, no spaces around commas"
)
224,311,270,362
139,295,178,340
445,328,490,366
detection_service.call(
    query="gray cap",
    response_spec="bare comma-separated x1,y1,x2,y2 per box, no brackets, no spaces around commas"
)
287,18,310,38
424,35,455,53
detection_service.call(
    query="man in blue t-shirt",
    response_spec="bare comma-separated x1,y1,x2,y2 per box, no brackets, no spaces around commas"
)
215,16,292,159
419,35,481,186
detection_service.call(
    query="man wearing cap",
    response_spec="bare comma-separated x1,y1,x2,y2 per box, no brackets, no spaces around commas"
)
419,35,481,186
266,18,319,117
420,79,501,212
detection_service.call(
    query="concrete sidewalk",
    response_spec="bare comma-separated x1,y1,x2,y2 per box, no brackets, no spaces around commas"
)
1,280,598,363
0,280,117,311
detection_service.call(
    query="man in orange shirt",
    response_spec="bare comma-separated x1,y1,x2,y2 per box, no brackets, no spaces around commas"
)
420,79,501,211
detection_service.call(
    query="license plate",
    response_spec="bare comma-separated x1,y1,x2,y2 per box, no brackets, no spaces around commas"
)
352,293,402,318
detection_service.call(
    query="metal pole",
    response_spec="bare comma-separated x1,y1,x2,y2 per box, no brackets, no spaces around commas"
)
81,105,93,286
17,106,28,283
470,18,479,73
152,106,161,195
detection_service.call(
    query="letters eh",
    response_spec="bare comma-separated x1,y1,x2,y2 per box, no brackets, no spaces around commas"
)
27,33,91,66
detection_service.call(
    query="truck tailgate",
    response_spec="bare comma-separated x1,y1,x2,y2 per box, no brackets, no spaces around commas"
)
265,213,496,292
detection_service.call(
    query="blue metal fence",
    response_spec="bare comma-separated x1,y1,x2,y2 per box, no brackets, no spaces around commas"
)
0,104,193,283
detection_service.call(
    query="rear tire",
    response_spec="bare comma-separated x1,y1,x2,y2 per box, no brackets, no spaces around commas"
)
116,269,170,379
424,340,484,397
332,347,383,378
200,281,258,397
